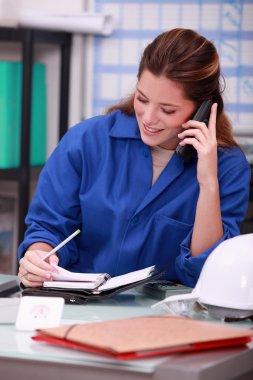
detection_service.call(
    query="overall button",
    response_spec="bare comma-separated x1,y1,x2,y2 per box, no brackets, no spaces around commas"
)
131,216,139,225
142,147,149,157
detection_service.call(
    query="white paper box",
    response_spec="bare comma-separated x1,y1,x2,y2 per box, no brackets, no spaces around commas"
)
0,0,22,27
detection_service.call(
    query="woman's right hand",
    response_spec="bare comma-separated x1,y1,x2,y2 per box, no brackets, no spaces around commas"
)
18,243,59,287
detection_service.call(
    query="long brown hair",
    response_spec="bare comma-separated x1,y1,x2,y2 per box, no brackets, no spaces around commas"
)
106,28,238,147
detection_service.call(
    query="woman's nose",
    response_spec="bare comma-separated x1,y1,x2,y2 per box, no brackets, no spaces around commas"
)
143,106,158,125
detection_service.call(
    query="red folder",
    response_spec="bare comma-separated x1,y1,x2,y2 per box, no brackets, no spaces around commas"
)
32,315,253,360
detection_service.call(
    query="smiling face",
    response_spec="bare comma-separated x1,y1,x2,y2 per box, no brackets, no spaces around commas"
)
134,70,197,150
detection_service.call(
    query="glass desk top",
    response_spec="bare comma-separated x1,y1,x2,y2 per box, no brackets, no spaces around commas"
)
0,275,253,380
0,278,169,374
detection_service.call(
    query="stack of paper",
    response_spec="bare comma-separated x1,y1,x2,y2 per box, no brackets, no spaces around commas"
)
19,10,115,36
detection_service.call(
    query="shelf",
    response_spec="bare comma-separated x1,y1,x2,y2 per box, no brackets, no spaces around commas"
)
0,27,72,248
0,166,43,181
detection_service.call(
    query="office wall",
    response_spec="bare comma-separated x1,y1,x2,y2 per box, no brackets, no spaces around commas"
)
89,0,253,137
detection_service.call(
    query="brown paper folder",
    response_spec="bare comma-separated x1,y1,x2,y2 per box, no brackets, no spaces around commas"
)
33,315,253,360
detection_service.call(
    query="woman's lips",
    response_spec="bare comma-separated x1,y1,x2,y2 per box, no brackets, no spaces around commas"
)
143,123,164,136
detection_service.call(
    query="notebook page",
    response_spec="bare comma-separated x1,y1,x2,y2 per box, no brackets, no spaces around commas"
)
43,281,100,289
98,266,155,291
51,265,108,282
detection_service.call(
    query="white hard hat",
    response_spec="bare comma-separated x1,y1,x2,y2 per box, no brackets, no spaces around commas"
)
153,234,253,319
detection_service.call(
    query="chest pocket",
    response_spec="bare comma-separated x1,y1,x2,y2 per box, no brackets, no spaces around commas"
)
156,212,192,233
155,214,193,255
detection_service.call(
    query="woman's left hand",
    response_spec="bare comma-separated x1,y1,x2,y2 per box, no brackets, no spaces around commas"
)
177,103,218,187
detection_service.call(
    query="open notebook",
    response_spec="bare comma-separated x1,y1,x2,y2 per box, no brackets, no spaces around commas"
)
43,265,156,293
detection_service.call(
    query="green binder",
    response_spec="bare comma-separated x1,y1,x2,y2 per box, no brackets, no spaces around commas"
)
0,61,46,168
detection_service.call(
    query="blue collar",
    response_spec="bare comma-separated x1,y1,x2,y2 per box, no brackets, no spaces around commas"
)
109,111,141,139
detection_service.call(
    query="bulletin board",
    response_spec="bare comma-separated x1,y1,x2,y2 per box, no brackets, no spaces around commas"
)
92,0,253,136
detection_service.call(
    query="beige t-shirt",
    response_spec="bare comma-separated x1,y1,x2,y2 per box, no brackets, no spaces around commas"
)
150,145,174,185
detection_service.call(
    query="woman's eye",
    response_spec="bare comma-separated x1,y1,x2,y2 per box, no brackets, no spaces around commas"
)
137,97,148,103
162,109,175,115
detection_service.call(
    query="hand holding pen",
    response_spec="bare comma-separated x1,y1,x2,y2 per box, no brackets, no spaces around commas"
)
40,229,81,261
18,229,81,287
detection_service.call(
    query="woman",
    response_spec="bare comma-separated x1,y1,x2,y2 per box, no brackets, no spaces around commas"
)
18,28,251,288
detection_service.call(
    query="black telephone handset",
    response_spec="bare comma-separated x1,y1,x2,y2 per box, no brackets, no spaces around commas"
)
176,99,213,161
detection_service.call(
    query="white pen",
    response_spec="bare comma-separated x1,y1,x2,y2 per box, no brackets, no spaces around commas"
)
41,229,81,261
